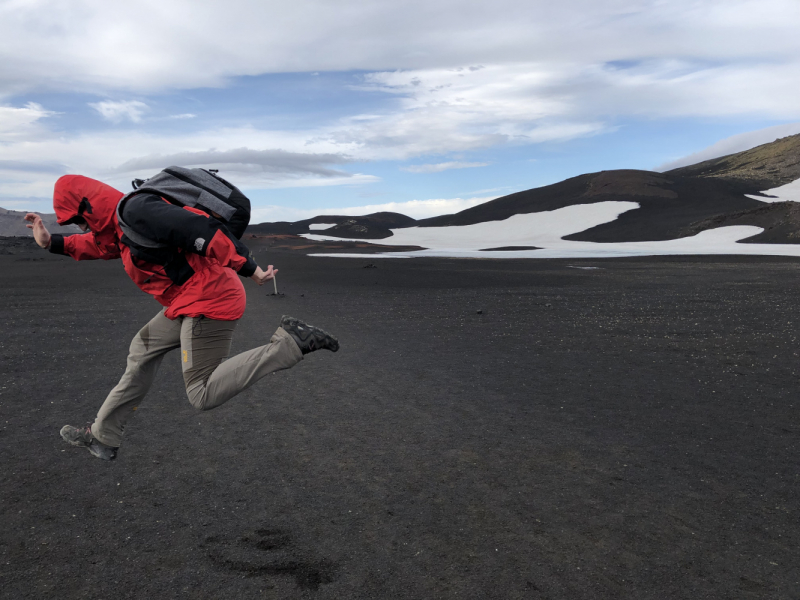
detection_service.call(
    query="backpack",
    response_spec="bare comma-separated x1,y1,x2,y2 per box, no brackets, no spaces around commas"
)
116,166,251,247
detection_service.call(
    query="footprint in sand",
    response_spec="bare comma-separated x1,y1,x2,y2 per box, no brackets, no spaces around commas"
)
201,527,338,591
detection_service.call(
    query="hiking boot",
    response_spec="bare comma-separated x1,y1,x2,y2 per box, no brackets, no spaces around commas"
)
280,315,340,354
60,424,118,461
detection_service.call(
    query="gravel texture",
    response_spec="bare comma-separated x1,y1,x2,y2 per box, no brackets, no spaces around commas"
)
1,237,798,599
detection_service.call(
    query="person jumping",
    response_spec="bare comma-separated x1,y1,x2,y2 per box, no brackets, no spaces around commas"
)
25,173,339,461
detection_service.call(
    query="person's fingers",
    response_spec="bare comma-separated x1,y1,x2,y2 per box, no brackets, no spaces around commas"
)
26,224,33,229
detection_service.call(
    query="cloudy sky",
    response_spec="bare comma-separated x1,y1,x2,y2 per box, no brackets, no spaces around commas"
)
1,0,799,222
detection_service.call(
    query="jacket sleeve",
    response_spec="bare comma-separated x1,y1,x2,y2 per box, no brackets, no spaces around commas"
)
48,233,120,261
121,193,258,277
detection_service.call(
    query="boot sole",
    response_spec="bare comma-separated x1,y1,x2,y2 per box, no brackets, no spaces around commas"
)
281,316,340,352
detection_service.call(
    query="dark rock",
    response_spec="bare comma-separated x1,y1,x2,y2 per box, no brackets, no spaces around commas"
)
685,201,800,244
479,246,541,251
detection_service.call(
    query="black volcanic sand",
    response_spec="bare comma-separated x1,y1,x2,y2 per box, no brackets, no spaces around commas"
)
1,237,799,599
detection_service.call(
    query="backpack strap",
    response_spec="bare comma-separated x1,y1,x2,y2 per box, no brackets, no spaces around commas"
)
116,193,169,249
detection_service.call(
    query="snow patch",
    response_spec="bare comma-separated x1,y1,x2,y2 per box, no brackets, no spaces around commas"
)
308,223,338,231
747,177,800,203
303,202,639,249
312,227,800,259
300,200,800,259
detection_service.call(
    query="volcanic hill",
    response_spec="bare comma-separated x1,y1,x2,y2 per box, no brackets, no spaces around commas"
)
248,133,800,245
666,132,800,189
248,212,416,240
0,208,79,238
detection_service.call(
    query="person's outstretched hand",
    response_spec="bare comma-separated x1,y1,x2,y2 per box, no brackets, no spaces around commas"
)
250,265,278,285
24,213,51,249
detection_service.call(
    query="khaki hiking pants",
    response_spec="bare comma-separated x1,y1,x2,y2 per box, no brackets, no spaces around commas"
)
91,308,303,447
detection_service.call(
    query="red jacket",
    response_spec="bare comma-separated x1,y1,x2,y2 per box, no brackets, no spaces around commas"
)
49,175,258,321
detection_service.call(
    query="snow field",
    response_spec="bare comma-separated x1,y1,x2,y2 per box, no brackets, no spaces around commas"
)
746,177,800,203
302,195,800,259
308,223,338,230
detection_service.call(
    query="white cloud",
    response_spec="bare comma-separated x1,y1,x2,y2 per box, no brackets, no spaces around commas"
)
0,159,66,174
246,173,379,190
1,1,799,198
580,60,800,119
0,102,56,138
89,100,148,123
402,161,489,173
115,148,356,178
0,1,797,94
334,64,610,158
657,122,800,170
301,58,798,163
349,60,800,158
250,195,498,223
0,122,378,196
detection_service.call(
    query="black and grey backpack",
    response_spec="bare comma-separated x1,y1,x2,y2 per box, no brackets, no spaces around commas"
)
116,166,251,246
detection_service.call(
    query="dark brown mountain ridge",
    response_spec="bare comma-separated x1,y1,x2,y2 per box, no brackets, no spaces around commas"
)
414,169,764,243
683,201,800,244
244,133,800,244
247,211,415,239
666,132,800,189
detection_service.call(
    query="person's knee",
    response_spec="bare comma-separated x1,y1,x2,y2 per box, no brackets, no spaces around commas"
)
187,393,211,411
186,383,214,411
127,333,146,358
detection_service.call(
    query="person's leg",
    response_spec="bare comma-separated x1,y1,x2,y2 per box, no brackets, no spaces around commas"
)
181,317,304,411
89,309,182,446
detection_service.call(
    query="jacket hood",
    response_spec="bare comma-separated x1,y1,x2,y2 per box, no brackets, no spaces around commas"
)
53,175,124,249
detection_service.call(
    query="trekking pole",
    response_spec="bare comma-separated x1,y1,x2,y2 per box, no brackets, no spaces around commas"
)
273,275,278,295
